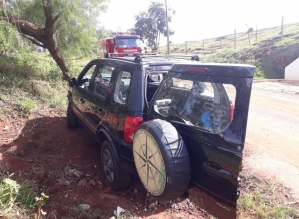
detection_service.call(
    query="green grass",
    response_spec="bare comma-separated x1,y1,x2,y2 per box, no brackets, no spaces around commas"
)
160,23,299,55
19,98,36,115
237,174,299,219
0,178,38,218
159,22,299,79
0,52,78,118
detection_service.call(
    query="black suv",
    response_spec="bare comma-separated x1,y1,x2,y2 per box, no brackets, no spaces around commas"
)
67,55,255,218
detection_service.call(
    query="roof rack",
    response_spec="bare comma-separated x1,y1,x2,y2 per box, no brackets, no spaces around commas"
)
106,53,156,58
136,54,201,63
144,54,200,60
105,54,201,64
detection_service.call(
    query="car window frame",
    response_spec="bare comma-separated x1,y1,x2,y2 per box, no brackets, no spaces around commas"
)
111,64,135,108
76,61,99,91
149,72,237,134
90,64,116,100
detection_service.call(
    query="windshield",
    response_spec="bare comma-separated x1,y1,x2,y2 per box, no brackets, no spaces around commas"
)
117,38,140,48
154,74,236,134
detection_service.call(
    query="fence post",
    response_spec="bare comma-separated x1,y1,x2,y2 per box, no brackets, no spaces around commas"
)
256,25,258,42
281,16,284,39
185,41,187,55
247,32,250,45
234,30,236,50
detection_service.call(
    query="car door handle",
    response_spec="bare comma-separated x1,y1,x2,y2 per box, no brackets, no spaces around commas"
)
98,108,105,115
80,98,85,104
203,163,232,180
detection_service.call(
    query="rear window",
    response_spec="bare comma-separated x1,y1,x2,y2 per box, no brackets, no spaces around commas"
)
154,75,236,134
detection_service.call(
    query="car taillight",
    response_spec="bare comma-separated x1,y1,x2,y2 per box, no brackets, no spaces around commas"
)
123,116,143,143
230,104,235,122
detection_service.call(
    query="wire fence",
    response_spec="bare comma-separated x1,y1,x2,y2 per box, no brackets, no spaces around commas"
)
160,20,299,55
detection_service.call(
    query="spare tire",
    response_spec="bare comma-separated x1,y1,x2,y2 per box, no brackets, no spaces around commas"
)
133,119,190,202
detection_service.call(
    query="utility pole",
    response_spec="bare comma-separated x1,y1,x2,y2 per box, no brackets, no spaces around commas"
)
165,0,170,55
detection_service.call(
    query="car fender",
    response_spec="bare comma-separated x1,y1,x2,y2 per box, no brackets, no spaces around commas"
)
97,128,121,163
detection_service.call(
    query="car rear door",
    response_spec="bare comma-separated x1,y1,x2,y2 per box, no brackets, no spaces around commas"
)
82,61,117,135
147,63,255,219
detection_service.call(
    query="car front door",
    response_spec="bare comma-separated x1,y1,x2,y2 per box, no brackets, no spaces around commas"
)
147,64,255,219
72,61,98,126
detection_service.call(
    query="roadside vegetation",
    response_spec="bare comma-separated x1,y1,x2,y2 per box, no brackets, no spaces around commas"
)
237,174,299,219
0,24,89,120
0,51,77,120
0,0,108,79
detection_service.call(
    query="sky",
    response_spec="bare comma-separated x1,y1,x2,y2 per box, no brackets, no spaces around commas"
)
98,0,299,46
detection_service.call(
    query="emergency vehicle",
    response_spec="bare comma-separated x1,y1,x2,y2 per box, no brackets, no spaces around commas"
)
98,32,142,57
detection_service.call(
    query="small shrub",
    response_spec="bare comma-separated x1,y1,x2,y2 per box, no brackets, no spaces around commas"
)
19,98,35,115
0,178,37,217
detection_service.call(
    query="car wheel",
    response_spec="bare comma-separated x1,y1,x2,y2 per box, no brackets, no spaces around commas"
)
67,102,79,129
101,140,131,190
133,119,191,202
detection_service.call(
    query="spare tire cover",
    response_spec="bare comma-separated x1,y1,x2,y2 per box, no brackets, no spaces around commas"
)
133,119,191,202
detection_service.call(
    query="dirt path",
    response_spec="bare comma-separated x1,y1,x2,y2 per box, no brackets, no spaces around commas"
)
244,80,299,199
1,80,299,218
0,116,210,218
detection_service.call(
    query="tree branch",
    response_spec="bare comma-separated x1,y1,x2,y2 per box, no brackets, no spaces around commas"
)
21,34,44,47
43,0,54,29
53,14,59,24
0,15,45,43
0,0,4,9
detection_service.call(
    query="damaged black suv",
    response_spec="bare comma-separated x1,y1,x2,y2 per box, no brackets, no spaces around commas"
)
67,55,255,218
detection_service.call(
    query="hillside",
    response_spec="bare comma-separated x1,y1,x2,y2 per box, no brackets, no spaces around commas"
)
159,23,299,79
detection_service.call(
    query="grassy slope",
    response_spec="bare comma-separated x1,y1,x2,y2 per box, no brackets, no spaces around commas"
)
159,23,299,79
0,52,87,120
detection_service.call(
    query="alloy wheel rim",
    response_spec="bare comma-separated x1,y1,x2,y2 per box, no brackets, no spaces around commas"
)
103,149,114,182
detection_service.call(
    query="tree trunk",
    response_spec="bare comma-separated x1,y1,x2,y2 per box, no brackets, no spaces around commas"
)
0,0,70,80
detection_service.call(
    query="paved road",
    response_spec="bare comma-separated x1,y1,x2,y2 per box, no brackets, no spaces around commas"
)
244,81,299,198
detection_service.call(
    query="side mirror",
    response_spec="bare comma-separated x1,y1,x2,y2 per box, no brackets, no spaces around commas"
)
68,78,77,87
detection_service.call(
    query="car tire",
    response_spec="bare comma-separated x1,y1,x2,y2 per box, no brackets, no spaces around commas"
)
67,103,79,129
133,119,191,202
101,140,131,190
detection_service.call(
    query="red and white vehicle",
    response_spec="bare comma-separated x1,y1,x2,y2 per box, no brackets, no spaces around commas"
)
98,32,142,57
